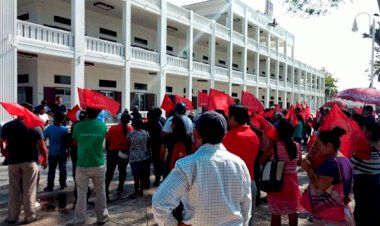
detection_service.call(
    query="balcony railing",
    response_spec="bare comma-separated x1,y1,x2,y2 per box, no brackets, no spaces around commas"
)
233,31,245,45
133,0,160,8
17,20,74,47
193,61,210,73
270,79,277,85
259,45,268,53
215,23,230,39
278,80,285,87
193,14,211,32
131,47,159,64
167,55,189,69
258,76,267,83
247,73,257,82
85,37,124,57
215,66,229,77
279,53,286,60
247,38,257,47
232,70,244,81
270,49,277,56
287,82,293,88
167,2,190,22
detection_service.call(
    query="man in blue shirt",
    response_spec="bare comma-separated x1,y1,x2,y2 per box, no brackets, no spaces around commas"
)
43,112,69,191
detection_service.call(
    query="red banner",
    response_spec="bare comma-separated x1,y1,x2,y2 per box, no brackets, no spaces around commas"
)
207,89,234,115
255,114,278,141
197,91,209,108
241,91,264,113
77,88,120,116
175,95,193,111
285,105,299,127
161,95,175,116
66,105,81,122
0,102,45,128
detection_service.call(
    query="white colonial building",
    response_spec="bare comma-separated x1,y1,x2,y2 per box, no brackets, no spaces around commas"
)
0,0,325,123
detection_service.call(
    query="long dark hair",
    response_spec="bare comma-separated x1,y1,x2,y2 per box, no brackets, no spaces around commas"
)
318,127,346,150
277,119,297,160
171,115,189,142
120,113,131,136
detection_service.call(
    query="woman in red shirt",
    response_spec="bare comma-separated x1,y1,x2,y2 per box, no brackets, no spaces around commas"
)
105,113,133,201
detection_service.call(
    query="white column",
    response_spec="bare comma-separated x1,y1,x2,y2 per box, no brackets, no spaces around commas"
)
284,92,287,109
71,0,85,108
255,52,260,95
0,0,17,123
210,20,216,89
122,0,132,111
242,7,248,91
227,1,234,95
276,60,279,86
265,88,270,108
274,89,279,105
266,57,270,84
284,63,288,89
156,0,167,106
187,11,194,99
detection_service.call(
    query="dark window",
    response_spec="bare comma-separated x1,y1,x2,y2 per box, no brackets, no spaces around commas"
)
183,88,186,93
167,46,173,52
218,60,226,65
203,56,208,61
134,37,148,46
18,13,29,21
54,16,71,26
100,28,117,37
166,86,173,92
232,92,238,97
232,63,238,68
202,90,208,94
262,96,265,99
279,97,282,101
270,96,274,100
18,74,29,83
134,83,147,91
54,75,71,85
99,79,117,88
99,37,116,42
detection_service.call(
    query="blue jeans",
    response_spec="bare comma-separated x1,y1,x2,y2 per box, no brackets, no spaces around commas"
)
47,154,67,188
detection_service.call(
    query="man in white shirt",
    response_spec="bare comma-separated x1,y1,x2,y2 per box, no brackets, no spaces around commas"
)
162,103,193,135
153,111,252,226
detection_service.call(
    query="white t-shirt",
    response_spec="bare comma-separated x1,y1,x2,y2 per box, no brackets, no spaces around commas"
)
38,113,50,123
162,115,193,135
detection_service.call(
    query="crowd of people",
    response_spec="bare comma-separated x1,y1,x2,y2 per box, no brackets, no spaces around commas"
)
0,97,380,226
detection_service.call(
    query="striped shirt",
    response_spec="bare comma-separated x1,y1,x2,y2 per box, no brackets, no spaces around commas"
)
350,146,380,175
152,143,252,226
271,141,301,174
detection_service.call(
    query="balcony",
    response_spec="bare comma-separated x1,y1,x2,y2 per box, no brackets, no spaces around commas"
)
279,53,286,61
270,79,277,85
287,82,293,88
258,76,267,83
270,49,277,56
167,55,189,71
167,2,190,24
131,47,160,64
85,37,124,57
193,61,210,74
278,80,285,87
247,73,256,81
215,66,229,81
215,23,230,40
232,70,244,82
247,38,258,49
132,0,161,11
193,14,211,33
17,20,74,48
233,31,245,46
259,45,268,54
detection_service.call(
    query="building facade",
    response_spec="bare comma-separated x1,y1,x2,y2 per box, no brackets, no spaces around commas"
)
0,0,325,123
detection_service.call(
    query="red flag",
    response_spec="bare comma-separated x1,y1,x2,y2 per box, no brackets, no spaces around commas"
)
285,105,299,127
353,106,363,115
262,109,275,118
197,91,209,108
274,104,282,113
78,88,120,116
66,105,81,122
296,102,302,110
319,104,370,159
161,95,175,116
241,91,264,113
250,115,261,128
300,106,311,121
207,89,234,115
255,114,278,141
0,102,45,128
175,95,193,111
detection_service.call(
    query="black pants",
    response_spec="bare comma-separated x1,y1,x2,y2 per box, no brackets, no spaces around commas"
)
47,154,67,188
105,150,128,195
254,150,264,201
353,174,380,226
151,146,163,183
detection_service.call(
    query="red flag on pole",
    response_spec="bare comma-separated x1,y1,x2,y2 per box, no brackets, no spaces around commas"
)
0,102,45,128
261,109,275,118
319,104,370,159
241,91,264,113
300,106,311,121
274,104,282,113
66,105,81,122
175,95,193,111
285,105,299,127
197,91,209,108
255,114,278,141
161,95,175,116
77,88,120,116
207,89,234,115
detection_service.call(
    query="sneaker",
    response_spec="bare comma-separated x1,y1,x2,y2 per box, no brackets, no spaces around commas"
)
44,187,54,192
97,216,109,225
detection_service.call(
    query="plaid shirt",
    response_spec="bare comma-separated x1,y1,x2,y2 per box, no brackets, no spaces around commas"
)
152,143,252,226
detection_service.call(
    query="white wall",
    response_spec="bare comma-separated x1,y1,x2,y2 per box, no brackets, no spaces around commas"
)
18,58,38,104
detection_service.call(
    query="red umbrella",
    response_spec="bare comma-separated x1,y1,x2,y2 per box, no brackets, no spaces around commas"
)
336,88,380,106
0,102,45,128
323,100,347,109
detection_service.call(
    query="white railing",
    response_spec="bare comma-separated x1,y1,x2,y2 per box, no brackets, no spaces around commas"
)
134,0,160,8
193,61,210,73
193,14,211,31
279,80,285,87
247,38,257,47
232,70,244,80
215,66,229,76
167,55,189,69
167,2,190,22
270,79,277,85
259,45,268,53
279,53,286,60
85,37,124,57
300,84,305,89
271,49,277,56
258,76,267,83
131,47,160,64
233,31,245,44
287,82,293,87
215,23,230,39
247,73,257,81
17,20,74,47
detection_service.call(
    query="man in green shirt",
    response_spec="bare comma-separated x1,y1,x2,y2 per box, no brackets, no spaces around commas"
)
72,107,109,225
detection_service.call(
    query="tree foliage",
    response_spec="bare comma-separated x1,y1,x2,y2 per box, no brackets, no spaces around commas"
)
321,67,338,100
283,0,346,16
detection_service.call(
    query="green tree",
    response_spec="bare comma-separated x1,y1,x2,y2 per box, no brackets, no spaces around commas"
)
283,0,346,16
321,68,338,101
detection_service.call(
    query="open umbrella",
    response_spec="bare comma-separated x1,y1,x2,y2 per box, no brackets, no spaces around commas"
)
0,102,45,128
336,88,380,106
323,100,347,109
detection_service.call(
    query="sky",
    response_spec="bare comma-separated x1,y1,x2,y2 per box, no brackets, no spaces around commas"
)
168,0,380,91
